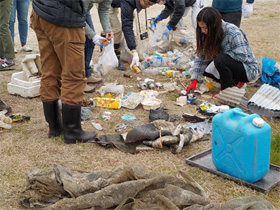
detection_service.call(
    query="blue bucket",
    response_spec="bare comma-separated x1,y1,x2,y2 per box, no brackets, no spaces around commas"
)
212,108,271,183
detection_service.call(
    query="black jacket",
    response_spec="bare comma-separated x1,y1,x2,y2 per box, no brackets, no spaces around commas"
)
32,0,87,28
161,0,196,28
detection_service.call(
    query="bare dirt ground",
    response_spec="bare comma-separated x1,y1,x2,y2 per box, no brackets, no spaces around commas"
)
0,0,280,209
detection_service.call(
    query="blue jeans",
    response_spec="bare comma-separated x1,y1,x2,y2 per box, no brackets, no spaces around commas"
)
84,13,95,78
9,0,30,44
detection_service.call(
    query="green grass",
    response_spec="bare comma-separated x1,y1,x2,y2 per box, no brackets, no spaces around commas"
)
270,134,280,165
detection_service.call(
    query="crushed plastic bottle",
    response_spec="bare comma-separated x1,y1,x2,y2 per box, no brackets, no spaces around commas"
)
142,67,171,75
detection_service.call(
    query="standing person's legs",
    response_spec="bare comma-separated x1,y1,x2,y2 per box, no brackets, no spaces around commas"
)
84,13,101,93
31,10,85,105
31,10,63,137
110,7,122,45
8,0,16,43
214,53,248,90
31,10,96,143
110,7,126,70
30,10,62,102
221,11,242,27
84,13,95,78
0,0,15,67
16,0,30,46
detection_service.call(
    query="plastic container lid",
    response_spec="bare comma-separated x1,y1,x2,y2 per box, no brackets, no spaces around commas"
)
253,117,264,127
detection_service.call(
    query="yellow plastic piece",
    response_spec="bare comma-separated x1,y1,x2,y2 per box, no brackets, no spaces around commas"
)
94,97,121,109
132,65,141,74
206,82,214,91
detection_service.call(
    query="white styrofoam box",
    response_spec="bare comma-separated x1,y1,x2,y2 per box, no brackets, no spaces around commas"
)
11,71,40,87
7,71,41,98
7,82,40,98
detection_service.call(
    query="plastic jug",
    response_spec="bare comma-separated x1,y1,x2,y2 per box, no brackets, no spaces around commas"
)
212,108,271,183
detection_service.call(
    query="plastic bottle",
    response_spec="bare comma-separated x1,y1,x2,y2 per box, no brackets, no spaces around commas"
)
147,56,163,67
142,67,161,75
163,70,181,77
182,70,190,78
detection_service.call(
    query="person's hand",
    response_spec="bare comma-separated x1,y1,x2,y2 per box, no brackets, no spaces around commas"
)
242,3,253,18
196,0,206,8
154,14,163,23
186,80,198,93
92,34,105,46
130,51,140,69
162,26,173,40
105,32,114,41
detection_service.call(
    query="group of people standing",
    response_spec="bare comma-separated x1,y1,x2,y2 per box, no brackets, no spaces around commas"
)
1,0,260,144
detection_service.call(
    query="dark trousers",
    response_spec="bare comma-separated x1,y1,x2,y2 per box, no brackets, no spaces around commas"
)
84,13,95,78
204,53,248,90
220,10,242,27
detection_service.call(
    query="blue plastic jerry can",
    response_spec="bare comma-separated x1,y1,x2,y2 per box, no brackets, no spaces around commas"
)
212,108,271,183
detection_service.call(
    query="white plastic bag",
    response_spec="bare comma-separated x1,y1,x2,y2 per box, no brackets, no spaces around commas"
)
149,23,169,53
98,39,118,68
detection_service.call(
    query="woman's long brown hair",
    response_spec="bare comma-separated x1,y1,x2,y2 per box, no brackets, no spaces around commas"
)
195,7,224,60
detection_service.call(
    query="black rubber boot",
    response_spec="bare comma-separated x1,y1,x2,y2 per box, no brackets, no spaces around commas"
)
43,100,63,138
62,104,97,144
114,43,126,71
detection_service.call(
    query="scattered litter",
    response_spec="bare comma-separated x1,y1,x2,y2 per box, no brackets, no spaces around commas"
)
121,115,136,121
0,110,12,129
94,97,121,109
91,121,103,130
187,93,197,104
183,120,211,142
81,108,92,121
169,114,181,122
138,81,148,90
9,114,30,122
99,112,111,120
141,97,162,110
97,83,124,97
143,135,179,149
140,90,159,98
194,83,209,94
182,113,208,123
163,82,180,92
175,96,187,106
81,98,95,110
123,73,132,78
122,92,145,109
198,102,229,116
0,100,11,112
149,107,169,122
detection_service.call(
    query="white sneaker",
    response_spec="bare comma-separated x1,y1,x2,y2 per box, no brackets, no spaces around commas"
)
14,47,18,53
20,45,33,52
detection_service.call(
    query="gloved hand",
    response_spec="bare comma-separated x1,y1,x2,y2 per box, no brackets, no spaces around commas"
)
242,3,253,18
130,51,140,69
196,0,206,8
154,14,163,23
92,34,105,46
186,80,198,93
162,26,173,40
